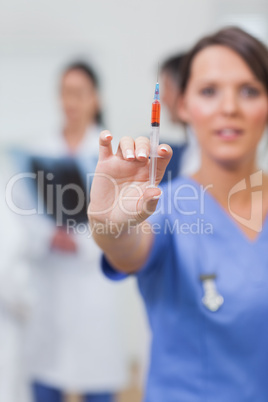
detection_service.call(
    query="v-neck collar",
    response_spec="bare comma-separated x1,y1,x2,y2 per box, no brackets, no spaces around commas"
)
183,176,268,246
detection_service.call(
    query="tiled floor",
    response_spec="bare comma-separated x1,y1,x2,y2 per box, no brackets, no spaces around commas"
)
117,387,143,402
66,389,142,402
66,363,143,402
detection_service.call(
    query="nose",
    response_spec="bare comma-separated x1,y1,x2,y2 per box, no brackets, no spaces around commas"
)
220,89,239,117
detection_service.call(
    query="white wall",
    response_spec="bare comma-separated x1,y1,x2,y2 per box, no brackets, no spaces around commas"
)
1,0,267,147
0,0,216,147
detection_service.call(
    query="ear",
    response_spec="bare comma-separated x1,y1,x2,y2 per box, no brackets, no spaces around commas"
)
177,94,190,124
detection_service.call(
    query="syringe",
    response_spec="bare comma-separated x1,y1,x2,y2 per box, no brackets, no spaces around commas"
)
149,82,161,187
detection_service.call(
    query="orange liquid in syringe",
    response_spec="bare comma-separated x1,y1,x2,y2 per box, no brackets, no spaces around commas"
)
151,100,161,127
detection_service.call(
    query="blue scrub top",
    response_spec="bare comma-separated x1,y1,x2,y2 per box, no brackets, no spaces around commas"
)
161,142,187,183
102,176,268,402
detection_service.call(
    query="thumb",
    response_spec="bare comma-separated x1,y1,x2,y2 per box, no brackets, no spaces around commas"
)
136,187,162,223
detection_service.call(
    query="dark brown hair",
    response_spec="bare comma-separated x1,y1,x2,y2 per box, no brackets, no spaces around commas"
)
180,26,268,94
161,52,186,88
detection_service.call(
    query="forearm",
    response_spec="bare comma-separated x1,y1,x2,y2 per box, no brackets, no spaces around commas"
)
91,219,154,273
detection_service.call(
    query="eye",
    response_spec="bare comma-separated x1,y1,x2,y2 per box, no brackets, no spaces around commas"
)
240,85,260,97
200,87,216,97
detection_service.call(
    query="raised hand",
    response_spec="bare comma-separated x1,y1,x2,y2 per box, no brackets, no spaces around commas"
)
88,130,172,229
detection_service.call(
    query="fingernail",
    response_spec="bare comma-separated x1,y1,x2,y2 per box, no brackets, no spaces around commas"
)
105,133,112,139
126,149,135,159
160,146,168,152
152,191,162,200
137,149,147,158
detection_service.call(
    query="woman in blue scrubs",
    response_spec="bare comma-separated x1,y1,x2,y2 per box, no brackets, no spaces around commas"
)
88,27,268,401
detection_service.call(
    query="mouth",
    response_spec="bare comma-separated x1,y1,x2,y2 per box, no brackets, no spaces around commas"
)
214,128,244,140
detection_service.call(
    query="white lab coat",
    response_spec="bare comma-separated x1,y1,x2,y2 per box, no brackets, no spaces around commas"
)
0,178,33,402
15,126,128,393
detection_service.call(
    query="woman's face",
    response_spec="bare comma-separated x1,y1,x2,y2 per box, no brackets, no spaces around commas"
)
60,69,99,125
179,45,268,167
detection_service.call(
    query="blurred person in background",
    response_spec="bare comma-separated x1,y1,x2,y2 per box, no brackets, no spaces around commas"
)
160,53,200,180
14,62,127,402
0,176,33,402
161,53,186,125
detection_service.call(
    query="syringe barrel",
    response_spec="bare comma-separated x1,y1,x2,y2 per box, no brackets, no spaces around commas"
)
151,100,161,126
150,125,160,157
149,125,160,187
149,82,161,187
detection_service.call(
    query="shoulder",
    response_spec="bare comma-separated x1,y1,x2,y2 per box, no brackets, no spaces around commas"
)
11,140,62,158
160,175,193,195
29,134,65,156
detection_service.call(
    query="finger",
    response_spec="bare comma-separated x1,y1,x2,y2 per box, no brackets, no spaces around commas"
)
155,144,173,183
118,136,135,160
99,130,114,161
136,187,162,222
135,136,150,161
